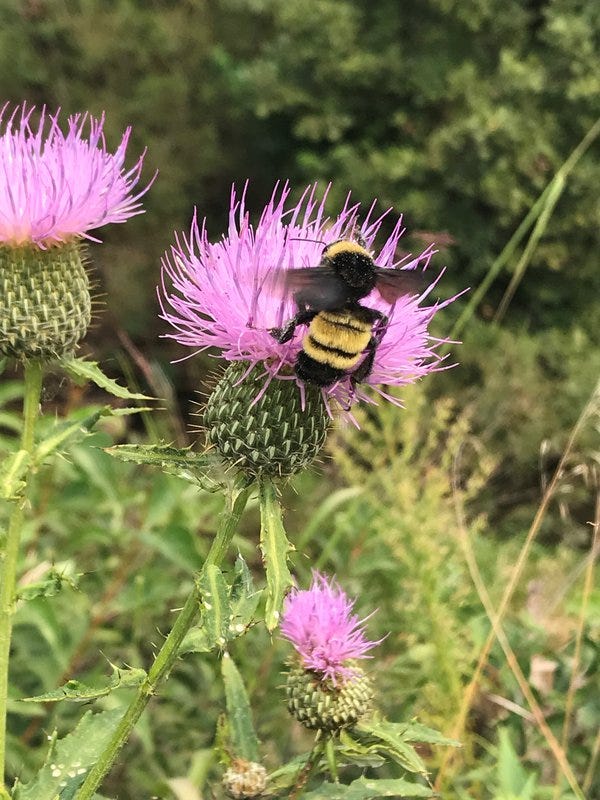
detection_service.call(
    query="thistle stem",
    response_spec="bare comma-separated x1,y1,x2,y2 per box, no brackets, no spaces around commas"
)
325,736,339,782
0,360,43,794
75,482,250,800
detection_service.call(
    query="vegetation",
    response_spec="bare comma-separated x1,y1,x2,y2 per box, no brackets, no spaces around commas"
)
0,1,598,798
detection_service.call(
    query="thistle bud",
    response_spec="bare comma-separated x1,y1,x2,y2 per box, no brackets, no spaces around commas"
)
286,661,373,732
204,362,329,478
222,758,267,799
0,243,91,360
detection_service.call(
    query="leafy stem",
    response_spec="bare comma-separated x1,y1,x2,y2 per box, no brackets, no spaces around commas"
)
325,735,339,783
289,739,325,800
0,360,43,794
74,479,250,800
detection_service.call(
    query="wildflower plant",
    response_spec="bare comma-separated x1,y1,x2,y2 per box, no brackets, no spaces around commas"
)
2,170,458,800
0,103,153,797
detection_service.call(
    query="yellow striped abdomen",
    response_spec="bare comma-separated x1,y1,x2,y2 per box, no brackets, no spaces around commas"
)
302,311,372,369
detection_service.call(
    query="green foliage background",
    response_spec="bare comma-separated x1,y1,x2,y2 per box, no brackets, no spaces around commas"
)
0,1,599,798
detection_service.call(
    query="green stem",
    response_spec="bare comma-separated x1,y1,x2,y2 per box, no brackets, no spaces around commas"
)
289,740,324,800
75,481,250,800
325,736,339,783
0,360,43,794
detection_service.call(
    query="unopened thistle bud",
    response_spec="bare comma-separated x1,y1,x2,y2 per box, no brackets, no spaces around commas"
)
280,572,381,733
203,362,329,477
0,243,90,359
222,758,267,799
0,103,152,361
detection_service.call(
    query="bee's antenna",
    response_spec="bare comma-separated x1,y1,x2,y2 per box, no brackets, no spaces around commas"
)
288,237,326,245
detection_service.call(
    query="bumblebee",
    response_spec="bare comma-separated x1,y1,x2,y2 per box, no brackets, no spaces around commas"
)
271,239,426,388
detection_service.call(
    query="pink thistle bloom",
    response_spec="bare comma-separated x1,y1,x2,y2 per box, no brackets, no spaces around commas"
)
280,572,381,684
160,182,455,413
0,103,153,248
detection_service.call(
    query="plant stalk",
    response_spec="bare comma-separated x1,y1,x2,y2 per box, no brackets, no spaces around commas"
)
0,360,43,794
75,481,250,800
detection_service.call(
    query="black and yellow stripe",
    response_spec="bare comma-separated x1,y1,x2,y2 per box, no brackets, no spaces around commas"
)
302,310,372,370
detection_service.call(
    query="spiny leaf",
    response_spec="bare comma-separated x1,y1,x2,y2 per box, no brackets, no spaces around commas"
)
385,720,461,748
12,708,124,799
198,564,231,651
34,408,105,462
259,480,294,631
0,449,29,500
104,443,222,489
342,726,426,776
22,665,146,704
34,407,149,463
229,555,262,633
59,356,153,400
179,558,260,655
221,652,260,763
351,720,459,776
16,568,78,602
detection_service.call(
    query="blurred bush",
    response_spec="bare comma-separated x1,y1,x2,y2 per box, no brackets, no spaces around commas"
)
0,0,598,339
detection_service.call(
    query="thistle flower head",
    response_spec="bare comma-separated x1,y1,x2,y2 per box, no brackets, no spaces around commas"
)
0,103,152,360
281,572,380,684
0,103,152,247
160,182,454,415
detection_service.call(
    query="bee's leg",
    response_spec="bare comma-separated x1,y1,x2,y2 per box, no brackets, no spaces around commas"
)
270,310,316,343
351,314,388,386
351,339,378,386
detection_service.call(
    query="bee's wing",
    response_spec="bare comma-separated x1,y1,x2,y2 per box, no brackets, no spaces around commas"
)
274,266,350,311
375,268,429,304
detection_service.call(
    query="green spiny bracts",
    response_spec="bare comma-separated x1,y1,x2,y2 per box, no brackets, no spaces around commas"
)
204,363,329,478
0,242,91,360
285,662,373,732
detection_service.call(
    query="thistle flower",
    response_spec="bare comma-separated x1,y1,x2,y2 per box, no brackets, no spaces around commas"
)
0,103,152,360
281,573,379,731
160,183,453,477
281,572,379,683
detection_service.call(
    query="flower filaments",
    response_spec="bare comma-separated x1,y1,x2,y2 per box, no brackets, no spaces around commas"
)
0,104,152,360
281,573,380,732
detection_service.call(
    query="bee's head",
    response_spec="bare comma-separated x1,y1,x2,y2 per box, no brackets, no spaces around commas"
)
322,239,376,295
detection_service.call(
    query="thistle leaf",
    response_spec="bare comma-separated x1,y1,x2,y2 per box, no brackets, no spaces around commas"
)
104,443,221,489
59,356,153,400
259,480,294,631
16,568,78,602
12,708,124,799
221,652,260,763
0,449,29,500
230,555,262,634
179,557,260,655
22,665,146,703
198,564,231,651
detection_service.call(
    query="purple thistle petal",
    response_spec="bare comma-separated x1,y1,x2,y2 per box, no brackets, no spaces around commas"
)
0,103,154,247
280,573,382,684
160,182,459,412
